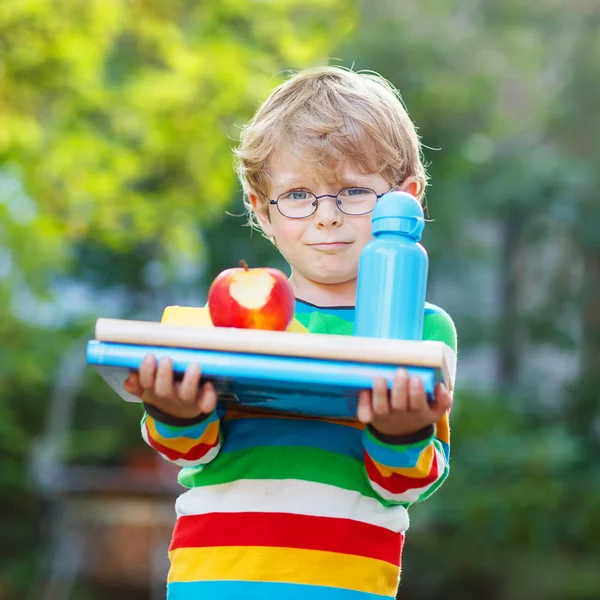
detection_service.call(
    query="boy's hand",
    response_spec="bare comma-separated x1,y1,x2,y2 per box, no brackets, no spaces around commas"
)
357,369,452,437
124,355,218,420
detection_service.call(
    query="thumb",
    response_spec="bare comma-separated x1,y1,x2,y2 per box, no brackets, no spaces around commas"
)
124,373,144,397
356,390,374,424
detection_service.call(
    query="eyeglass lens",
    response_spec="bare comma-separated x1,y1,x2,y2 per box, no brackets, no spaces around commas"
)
276,187,378,218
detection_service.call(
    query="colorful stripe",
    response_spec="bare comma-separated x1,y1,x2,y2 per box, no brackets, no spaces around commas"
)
174,479,409,532
423,303,457,385
372,445,435,479
143,420,219,460
168,546,399,596
364,450,439,493
364,443,447,503
423,303,457,351
362,427,434,469
138,300,456,599
145,416,219,453
178,445,390,503
436,412,451,460
167,580,393,600
221,414,363,458
142,414,221,467
170,512,403,565
151,415,220,440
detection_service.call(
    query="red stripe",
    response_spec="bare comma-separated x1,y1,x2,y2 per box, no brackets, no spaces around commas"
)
364,449,441,495
170,512,403,566
146,426,220,462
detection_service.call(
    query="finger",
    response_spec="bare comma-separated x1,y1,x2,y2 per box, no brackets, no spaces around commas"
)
357,390,374,423
124,373,144,396
390,369,409,411
408,376,426,412
177,364,202,402
431,383,452,418
198,382,218,414
372,376,391,416
139,355,157,389
124,372,138,389
154,356,174,398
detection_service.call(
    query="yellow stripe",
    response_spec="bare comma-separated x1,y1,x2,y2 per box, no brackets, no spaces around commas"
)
435,412,450,446
146,418,219,453
168,546,398,595
224,408,366,430
286,318,309,333
373,444,435,478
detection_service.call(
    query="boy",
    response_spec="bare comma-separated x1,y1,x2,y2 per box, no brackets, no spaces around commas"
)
125,66,457,599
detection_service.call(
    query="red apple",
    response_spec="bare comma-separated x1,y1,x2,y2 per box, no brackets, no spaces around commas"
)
207,260,295,331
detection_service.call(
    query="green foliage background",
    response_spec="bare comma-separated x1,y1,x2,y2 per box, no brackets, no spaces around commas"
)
1,0,599,599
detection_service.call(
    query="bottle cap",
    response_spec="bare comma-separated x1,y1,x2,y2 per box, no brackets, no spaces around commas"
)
372,191,425,240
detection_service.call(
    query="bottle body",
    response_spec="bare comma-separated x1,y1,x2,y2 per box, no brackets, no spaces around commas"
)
354,232,428,340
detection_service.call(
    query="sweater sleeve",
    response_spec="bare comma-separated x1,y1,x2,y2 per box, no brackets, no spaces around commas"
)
141,404,224,468
362,304,457,506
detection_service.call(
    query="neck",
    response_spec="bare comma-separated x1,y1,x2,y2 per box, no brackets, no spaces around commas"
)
289,272,357,307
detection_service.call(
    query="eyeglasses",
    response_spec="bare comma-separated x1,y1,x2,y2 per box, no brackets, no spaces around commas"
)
268,185,397,219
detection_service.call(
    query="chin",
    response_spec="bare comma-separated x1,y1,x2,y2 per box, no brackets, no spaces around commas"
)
310,270,357,285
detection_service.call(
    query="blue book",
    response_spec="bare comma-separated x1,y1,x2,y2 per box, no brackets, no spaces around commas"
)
86,316,454,419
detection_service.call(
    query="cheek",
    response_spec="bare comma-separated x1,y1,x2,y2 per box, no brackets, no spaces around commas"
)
269,213,306,246
353,216,374,247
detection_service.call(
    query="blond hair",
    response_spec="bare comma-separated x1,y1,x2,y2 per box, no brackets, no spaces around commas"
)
234,66,428,231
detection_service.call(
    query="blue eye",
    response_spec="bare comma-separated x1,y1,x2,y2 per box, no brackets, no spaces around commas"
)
342,187,371,197
281,190,310,201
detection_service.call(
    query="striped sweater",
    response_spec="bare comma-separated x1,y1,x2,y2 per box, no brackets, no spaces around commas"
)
141,299,457,600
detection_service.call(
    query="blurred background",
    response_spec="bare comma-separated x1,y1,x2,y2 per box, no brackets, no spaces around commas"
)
1,0,599,599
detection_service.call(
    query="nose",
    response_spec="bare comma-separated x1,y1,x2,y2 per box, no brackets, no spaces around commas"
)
314,196,343,228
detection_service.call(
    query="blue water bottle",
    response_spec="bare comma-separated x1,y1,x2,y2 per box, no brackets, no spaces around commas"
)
354,191,428,340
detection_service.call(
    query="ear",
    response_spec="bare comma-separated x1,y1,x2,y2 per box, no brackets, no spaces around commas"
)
399,176,420,198
249,191,275,238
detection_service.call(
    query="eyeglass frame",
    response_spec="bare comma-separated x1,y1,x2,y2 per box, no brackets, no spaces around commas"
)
266,183,400,219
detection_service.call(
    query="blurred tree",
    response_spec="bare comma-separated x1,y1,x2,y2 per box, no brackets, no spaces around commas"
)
338,0,600,599
0,0,356,597
1,0,599,598
0,0,354,298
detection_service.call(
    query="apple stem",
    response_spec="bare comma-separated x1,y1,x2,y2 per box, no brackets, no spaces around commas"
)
239,259,249,270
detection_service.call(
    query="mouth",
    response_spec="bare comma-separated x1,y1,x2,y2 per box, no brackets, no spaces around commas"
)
307,242,352,251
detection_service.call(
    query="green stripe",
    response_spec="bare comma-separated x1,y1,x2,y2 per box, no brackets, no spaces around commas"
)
305,311,354,335
423,308,457,351
294,312,312,328
177,445,394,506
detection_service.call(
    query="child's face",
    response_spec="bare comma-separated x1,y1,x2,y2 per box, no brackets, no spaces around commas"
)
251,149,402,288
